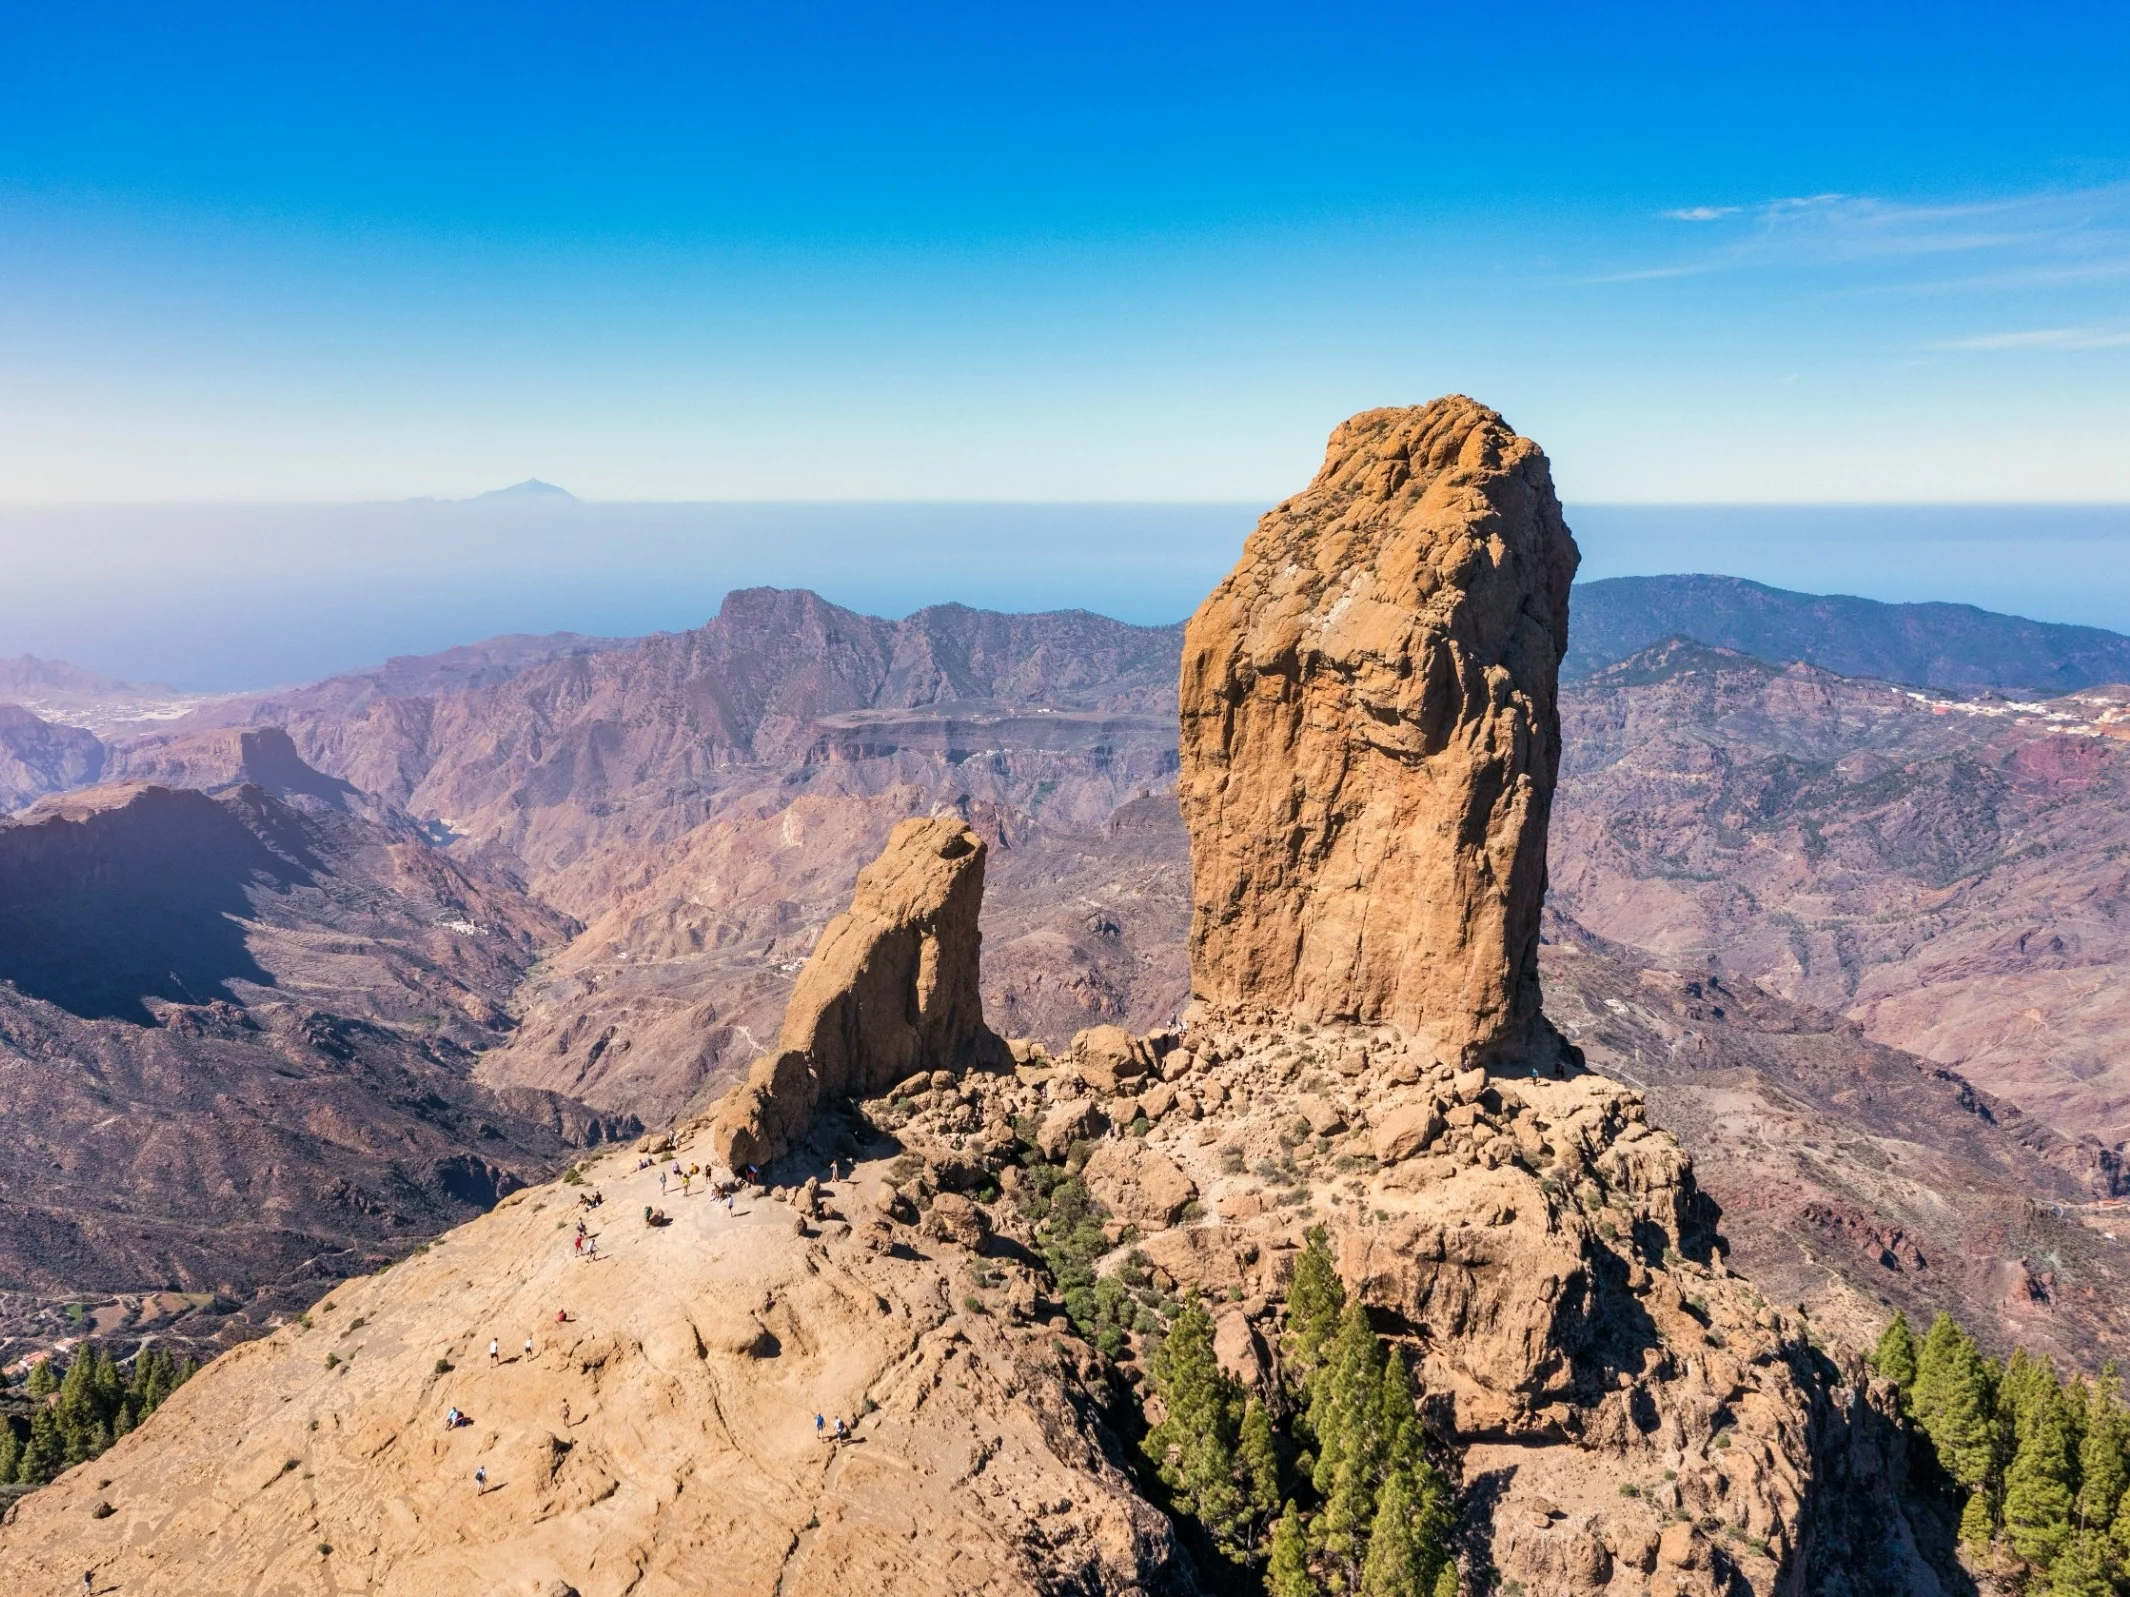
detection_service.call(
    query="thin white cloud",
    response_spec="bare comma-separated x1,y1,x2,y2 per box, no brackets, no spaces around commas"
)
1595,180,2130,286
1929,326,2130,351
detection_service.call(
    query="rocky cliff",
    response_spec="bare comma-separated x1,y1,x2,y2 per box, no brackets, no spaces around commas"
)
1179,398,1576,1066
711,816,1000,1168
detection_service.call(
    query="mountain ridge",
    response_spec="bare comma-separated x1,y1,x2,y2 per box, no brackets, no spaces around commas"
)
1569,572,2130,691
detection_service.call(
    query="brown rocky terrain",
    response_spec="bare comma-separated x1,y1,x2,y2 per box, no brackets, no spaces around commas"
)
15,571,2126,1399
0,399,1966,1596
172,589,1184,920
1541,917,2130,1379
0,738,632,1362
1551,637,2130,1152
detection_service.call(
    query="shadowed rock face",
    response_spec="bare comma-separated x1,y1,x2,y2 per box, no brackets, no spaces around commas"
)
710,815,999,1167
1179,397,1578,1064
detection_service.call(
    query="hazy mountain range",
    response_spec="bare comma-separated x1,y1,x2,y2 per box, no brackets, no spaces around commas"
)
1,574,2127,1374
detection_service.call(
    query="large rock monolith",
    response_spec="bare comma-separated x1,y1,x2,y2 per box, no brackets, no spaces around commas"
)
1178,396,1578,1066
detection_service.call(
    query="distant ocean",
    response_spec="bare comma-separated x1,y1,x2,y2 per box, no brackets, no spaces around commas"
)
0,500,2124,691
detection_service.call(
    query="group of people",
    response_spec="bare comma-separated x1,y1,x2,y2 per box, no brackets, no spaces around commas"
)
813,1412,852,1445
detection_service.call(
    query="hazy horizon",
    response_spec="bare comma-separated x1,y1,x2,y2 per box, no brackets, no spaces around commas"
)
3,499,2126,692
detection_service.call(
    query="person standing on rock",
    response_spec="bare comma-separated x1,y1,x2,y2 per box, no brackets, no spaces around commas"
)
474,1466,487,1494
659,1170,667,1196
522,1335,534,1361
489,1338,500,1366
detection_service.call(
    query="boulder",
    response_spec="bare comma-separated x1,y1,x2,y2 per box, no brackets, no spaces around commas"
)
1178,397,1578,1067
1071,1025,1151,1093
1295,1093,1346,1136
923,1193,992,1250
1211,1309,1266,1386
1371,1101,1445,1163
710,818,1000,1168
1081,1140,1199,1228
1036,1100,1107,1162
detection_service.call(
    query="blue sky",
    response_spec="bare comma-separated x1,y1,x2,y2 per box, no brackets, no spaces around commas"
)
2,1,2127,504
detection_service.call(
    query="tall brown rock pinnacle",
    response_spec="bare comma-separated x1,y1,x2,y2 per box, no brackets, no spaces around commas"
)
1178,397,1578,1064
710,814,997,1168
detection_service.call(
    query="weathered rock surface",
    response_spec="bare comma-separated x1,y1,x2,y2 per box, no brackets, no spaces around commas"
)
0,1134,1184,1596
1179,398,1577,1064
710,817,999,1168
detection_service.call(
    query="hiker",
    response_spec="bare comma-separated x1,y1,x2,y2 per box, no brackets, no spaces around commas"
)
659,1170,667,1195
573,1233,584,1255
561,1399,571,1427
445,1406,462,1429
474,1465,487,1493
522,1335,534,1360
489,1338,500,1366
815,1413,825,1440
834,1415,848,1442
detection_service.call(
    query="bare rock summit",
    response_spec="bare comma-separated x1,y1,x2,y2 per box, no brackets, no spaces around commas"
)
1180,397,1577,1066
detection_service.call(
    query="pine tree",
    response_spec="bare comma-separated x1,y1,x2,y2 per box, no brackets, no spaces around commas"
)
1359,1465,1426,1596
1913,1313,1997,1495
1240,1394,1283,1534
2045,1529,2114,1597
1959,1491,1996,1553
1872,1311,1919,1391
1310,1301,1386,1497
2075,1367,2127,1533
1269,1503,1318,1597
0,1418,18,1484
25,1357,57,1398
2003,1370,2079,1569
18,1407,63,1486
1286,1227,1346,1382
1317,1455,1374,1593
1143,1298,1251,1556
